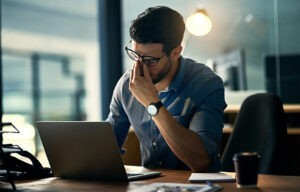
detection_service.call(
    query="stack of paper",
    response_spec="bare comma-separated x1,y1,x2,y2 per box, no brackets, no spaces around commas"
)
189,172,235,183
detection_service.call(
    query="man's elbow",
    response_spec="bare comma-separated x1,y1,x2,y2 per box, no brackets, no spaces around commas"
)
191,156,211,173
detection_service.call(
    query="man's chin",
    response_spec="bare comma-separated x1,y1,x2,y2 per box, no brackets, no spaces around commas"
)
152,74,166,84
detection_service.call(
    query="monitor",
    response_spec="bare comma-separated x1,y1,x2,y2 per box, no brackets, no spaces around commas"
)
212,49,247,91
264,54,300,103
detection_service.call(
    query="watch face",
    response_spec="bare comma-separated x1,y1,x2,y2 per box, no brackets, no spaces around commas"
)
147,104,158,115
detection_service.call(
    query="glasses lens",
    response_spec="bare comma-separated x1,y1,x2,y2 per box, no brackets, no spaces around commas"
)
126,49,140,61
143,59,157,66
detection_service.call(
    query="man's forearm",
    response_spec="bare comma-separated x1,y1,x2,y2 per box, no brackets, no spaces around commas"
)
152,106,211,172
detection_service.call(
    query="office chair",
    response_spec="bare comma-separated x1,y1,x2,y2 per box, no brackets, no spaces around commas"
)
221,93,287,175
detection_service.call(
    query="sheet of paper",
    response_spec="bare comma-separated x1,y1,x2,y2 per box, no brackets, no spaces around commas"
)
189,172,235,183
129,182,217,192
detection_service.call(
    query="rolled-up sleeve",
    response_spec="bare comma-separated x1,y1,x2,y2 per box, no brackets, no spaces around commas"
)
189,88,226,170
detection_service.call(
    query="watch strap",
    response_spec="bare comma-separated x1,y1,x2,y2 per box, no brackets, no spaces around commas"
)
152,101,163,110
148,101,163,116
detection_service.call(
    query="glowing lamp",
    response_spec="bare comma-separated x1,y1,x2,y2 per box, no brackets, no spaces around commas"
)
186,9,212,36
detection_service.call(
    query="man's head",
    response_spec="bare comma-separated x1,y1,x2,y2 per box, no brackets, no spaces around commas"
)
129,6,185,56
128,6,185,84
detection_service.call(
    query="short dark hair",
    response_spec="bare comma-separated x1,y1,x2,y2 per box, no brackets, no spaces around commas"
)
129,6,185,55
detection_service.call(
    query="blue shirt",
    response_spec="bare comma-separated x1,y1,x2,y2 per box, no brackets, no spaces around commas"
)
106,56,227,171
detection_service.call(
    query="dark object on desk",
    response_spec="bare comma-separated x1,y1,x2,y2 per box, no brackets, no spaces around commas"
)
221,93,287,175
265,54,300,103
36,121,161,182
233,152,260,188
0,123,52,191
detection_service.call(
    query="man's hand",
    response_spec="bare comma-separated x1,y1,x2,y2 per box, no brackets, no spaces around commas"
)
129,61,159,107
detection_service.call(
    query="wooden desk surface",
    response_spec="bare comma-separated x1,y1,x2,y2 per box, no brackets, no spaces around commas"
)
225,104,300,113
2,166,300,192
222,127,300,135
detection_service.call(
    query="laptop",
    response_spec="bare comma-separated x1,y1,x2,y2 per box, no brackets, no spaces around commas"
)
36,121,161,181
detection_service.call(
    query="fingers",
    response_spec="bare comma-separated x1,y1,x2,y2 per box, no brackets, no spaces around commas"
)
130,67,133,82
139,61,144,76
133,61,140,77
131,61,151,82
143,63,151,80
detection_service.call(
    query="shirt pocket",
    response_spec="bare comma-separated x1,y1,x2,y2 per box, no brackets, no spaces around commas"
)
172,115,190,128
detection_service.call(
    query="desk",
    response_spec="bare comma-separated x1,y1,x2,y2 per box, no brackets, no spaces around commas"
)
2,167,300,192
224,104,300,113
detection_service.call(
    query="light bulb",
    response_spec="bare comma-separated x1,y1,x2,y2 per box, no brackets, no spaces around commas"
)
186,10,212,36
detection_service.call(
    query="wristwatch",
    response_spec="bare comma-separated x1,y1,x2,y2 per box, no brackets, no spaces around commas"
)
147,101,163,116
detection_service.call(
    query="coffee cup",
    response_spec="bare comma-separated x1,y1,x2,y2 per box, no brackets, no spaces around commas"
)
233,152,260,188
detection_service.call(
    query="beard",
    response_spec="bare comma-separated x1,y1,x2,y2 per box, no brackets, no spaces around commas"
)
151,59,172,84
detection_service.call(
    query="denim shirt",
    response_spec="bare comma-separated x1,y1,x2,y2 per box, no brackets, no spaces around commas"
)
106,56,227,171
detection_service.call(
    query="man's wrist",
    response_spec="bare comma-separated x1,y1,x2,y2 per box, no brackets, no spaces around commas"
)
147,101,163,116
144,94,160,107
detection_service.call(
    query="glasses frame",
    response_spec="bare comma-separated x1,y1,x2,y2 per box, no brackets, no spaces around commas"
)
0,122,20,134
125,41,165,66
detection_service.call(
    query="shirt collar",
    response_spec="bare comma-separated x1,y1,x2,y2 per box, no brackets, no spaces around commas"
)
165,56,185,94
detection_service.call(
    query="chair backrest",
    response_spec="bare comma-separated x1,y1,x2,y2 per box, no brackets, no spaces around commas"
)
221,93,287,175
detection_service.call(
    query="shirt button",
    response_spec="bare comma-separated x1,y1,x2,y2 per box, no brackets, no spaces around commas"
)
152,142,157,146
159,161,163,165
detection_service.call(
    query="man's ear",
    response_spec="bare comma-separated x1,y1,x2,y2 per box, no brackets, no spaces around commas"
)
170,45,182,61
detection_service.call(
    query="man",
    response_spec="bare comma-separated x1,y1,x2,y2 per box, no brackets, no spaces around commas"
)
106,6,226,172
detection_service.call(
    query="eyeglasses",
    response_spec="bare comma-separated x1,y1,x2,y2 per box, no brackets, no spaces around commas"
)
0,122,20,134
125,41,165,66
